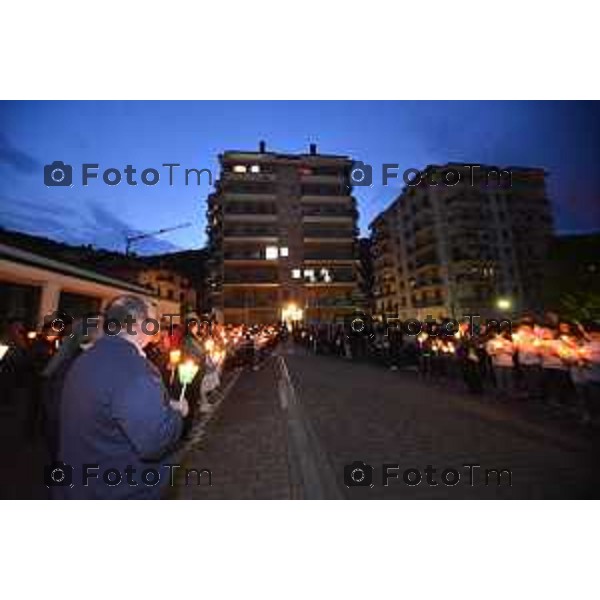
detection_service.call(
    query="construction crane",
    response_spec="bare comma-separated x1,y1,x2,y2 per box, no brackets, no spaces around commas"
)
125,222,192,255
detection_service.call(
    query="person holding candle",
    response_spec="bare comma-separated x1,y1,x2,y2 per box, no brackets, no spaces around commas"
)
41,317,102,461
0,319,33,436
540,323,576,409
571,322,600,425
486,330,515,399
513,321,543,401
58,295,187,499
181,316,207,430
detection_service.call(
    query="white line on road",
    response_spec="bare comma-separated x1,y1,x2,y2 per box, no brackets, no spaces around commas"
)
277,355,343,500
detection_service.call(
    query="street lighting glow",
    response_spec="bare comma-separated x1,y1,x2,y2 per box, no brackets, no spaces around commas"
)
497,298,512,310
282,303,303,323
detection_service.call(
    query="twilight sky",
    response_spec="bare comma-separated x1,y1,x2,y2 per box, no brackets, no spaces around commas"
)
0,101,598,254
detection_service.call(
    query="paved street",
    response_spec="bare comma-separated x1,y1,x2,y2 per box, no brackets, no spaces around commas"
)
173,361,290,499
176,344,598,500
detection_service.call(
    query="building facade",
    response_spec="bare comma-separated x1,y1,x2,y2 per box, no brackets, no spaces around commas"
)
207,142,359,324
370,164,554,320
135,268,196,314
0,242,175,331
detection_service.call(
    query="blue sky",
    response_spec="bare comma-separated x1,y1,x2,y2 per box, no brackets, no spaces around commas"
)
0,101,598,254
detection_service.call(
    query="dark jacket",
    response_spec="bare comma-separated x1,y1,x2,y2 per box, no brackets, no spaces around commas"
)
58,336,183,499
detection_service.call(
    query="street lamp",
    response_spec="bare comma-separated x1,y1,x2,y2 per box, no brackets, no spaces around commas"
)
282,303,303,325
496,297,512,311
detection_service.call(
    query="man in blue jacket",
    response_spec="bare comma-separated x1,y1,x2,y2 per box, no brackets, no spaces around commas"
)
57,295,187,499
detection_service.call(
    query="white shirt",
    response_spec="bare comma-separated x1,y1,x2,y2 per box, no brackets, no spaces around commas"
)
576,340,600,383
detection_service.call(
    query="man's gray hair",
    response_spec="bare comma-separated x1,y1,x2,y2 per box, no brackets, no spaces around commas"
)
104,295,150,326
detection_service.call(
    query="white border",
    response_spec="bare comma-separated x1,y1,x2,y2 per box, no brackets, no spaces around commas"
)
1,2,597,597
1,501,597,599
1,1,598,99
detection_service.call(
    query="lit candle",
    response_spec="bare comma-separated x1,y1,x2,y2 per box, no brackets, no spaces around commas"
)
177,359,200,403
27,331,37,340
178,360,199,386
169,349,182,366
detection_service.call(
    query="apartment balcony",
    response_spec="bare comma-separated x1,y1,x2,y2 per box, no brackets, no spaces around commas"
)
223,202,277,215
302,206,357,219
302,215,355,224
223,247,268,260
221,170,276,180
223,214,277,223
300,195,354,204
303,227,355,238
299,173,343,184
220,176,276,191
223,227,279,241
303,251,355,262
303,237,355,245
224,273,279,286
220,192,277,202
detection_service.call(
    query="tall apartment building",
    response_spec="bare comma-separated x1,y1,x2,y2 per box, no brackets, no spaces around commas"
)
370,164,554,320
207,142,359,324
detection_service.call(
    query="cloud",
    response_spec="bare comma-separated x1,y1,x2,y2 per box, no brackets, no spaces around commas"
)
0,132,40,174
0,194,182,255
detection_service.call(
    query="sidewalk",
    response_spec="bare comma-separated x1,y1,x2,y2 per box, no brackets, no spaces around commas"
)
172,358,291,499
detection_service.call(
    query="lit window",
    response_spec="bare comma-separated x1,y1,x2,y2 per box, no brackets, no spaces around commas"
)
233,165,247,173
280,246,289,257
266,246,279,260
250,165,261,173
292,269,301,279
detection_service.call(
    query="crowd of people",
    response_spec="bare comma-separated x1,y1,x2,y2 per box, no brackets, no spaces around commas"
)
0,297,284,498
1,300,598,498
292,314,600,426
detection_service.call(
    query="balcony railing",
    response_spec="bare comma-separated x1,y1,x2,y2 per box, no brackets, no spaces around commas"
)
303,228,356,239
224,227,279,237
302,207,357,218
303,251,355,261
224,271,279,284
224,203,277,215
